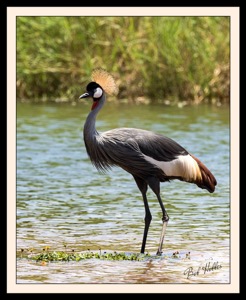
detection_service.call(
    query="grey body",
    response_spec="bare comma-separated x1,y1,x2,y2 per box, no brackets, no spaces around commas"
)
85,127,188,181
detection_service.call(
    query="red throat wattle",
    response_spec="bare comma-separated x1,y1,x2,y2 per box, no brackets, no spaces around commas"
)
91,101,99,110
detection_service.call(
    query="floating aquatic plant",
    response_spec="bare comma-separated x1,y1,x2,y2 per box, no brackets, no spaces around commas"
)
18,246,191,262
31,250,150,262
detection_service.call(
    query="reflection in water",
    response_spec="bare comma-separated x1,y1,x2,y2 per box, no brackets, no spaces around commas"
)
16,102,230,283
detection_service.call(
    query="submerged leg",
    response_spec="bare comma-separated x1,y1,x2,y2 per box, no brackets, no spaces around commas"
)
147,177,169,255
133,176,152,254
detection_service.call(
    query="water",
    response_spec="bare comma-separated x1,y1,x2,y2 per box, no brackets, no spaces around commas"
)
16,101,230,284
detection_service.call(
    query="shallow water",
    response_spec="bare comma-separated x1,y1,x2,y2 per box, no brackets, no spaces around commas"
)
16,101,230,284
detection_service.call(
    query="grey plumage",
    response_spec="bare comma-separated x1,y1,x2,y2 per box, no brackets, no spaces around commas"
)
85,126,187,180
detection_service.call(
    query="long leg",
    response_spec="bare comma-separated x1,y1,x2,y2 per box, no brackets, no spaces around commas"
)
147,177,169,255
133,176,152,254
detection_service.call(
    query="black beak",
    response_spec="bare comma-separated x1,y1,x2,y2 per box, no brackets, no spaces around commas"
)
79,91,92,99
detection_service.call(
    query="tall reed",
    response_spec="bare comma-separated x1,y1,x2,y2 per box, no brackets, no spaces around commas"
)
17,16,229,104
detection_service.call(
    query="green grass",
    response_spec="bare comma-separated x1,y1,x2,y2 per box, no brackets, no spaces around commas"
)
17,16,229,105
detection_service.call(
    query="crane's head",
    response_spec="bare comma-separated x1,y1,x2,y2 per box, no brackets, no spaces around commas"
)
79,81,103,99
79,68,118,110
79,81,104,110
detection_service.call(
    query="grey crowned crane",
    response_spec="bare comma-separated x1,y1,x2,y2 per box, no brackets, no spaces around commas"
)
79,68,217,255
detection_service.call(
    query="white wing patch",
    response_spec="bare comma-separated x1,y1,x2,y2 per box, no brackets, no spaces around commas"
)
143,154,201,181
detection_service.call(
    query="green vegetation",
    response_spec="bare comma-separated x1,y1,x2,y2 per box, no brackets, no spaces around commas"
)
17,16,229,105
33,250,149,262
19,247,151,262
19,246,191,262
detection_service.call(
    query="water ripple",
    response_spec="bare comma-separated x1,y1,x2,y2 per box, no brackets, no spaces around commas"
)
16,102,230,284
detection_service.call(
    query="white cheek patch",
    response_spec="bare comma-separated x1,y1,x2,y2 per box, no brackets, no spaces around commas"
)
93,87,103,98
144,154,201,181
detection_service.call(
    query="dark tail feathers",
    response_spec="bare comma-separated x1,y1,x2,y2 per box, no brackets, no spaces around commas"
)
191,154,217,193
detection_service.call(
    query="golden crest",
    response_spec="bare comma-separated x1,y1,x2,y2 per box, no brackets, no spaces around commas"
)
91,68,118,95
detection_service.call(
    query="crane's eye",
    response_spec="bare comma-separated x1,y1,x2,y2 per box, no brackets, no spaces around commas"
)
93,87,103,98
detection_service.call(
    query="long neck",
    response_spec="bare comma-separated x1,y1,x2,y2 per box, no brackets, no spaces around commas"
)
83,93,106,153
